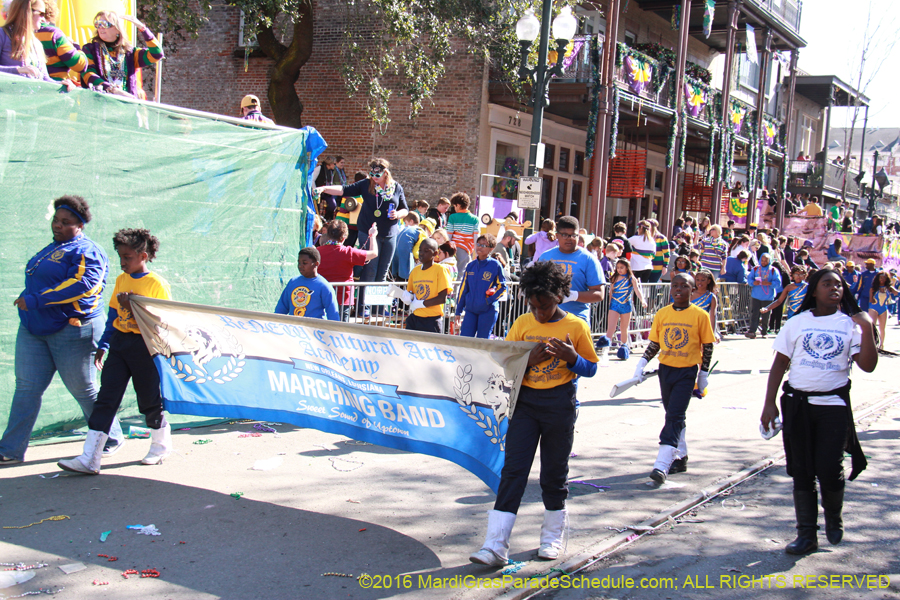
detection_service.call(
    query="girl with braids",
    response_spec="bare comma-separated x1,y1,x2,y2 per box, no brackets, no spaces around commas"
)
634,272,716,484
761,269,877,555
470,261,598,567
59,228,173,475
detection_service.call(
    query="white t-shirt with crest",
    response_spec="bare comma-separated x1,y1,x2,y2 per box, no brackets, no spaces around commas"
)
772,310,862,406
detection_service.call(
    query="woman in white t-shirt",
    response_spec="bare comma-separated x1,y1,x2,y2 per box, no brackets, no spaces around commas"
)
761,269,877,556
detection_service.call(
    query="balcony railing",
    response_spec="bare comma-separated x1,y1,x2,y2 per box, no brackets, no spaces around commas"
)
553,35,599,82
788,160,862,197
748,0,802,32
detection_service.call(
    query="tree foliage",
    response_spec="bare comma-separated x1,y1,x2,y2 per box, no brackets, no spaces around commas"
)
138,0,577,129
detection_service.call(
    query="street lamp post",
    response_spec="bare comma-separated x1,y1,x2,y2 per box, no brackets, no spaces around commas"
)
868,150,879,219
517,2,577,183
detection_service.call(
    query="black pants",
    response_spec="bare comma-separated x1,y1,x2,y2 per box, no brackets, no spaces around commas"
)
405,313,441,333
494,382,576,514
770,303,784,333
88,331,165,434
784,403,849,493
749,298,770,335
658,364,697,447
634,269,652,283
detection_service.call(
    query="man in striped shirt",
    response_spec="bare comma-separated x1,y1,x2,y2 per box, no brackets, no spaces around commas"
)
446,192,480,274
698,224,728,276
36,18,87,83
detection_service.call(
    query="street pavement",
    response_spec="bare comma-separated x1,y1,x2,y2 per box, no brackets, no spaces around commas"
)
0,323,898,600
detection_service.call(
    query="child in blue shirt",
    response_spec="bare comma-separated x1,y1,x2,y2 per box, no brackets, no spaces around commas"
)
391,212,425,281
455,234,507,339
275,247,340,321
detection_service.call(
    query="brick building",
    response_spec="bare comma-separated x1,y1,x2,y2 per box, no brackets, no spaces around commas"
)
159,0,808,236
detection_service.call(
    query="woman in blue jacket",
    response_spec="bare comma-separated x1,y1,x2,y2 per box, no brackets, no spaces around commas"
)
745,253,782,339
723,251,750,284
0,196,123,465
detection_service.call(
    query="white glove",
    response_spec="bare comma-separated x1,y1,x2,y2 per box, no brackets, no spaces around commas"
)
409,299,426,313
564,290,579,303
697,370,710,392
633,357,649,380
400,291,414,305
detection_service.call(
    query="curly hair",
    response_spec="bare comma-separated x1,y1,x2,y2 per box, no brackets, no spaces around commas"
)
520,261,571,301
112,228,160,261
54,195,92,224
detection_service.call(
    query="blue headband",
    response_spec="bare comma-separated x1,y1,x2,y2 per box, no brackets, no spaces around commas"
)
58,205,85,225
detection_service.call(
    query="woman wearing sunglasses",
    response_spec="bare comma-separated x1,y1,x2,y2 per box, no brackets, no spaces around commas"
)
81,11,163,98
0,0,74,88
317,158,409,314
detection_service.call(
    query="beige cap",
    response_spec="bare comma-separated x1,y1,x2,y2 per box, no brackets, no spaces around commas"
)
240,94,261,109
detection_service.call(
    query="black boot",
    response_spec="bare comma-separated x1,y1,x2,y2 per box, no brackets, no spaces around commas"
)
821,487,844,545
785,490,819,555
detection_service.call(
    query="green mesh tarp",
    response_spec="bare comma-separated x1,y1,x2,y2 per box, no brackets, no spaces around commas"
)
0,73,325,438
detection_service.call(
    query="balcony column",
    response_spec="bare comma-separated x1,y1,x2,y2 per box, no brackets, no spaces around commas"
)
776,49,798,230
748,28,773,225
857,104,870,175
660,0,692,237
590,0,621,236
713,0,741,223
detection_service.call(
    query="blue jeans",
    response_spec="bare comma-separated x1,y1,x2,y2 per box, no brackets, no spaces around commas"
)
0,315,123,460
355,232,397,310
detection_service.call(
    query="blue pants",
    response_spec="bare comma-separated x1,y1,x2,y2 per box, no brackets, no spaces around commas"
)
494,382,577,513
0,316,123,460
460,307,498,339
658,363,698,447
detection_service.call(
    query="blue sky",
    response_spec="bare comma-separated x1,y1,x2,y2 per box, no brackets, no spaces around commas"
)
798,0,899,129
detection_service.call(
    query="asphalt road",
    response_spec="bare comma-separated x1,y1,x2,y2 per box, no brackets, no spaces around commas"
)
1,324,898,600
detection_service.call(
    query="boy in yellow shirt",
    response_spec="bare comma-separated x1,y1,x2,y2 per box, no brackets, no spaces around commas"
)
634,272,715,484
470,261,598,567
59,229,173,475
402,238,452,333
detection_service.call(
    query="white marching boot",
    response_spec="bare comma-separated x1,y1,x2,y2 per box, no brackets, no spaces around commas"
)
58,430,108,475
469,510,516,567
650,445,679,484
537,508,567,560
141,423,172,465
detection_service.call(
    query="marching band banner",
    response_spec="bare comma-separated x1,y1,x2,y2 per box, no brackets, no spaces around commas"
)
130,297,533,492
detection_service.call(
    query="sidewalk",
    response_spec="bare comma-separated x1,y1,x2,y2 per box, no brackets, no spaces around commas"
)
0,327,898,599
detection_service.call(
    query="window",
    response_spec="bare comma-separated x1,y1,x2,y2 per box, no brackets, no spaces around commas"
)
555,179,568,220
624,30,637,47
646,168,653,189
575,151,585,175
571,181,583,221
559,147,570,172
541,175,553,222
799,114,817,157
738,53,760,92
543,144,556,170
654,171,664,191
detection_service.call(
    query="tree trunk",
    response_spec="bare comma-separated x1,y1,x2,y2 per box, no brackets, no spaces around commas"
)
256,2,314,128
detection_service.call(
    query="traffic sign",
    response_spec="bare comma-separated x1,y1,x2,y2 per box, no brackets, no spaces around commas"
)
517,177,542,209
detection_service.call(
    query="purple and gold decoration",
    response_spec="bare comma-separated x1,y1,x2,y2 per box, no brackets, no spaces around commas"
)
624,55,653,95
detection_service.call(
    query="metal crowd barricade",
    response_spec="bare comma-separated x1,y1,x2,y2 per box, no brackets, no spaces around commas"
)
330,280,754,342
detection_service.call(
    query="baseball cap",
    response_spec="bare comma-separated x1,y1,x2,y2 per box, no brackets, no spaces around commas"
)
241,95,261,109
503,229,521,240
865,258,876,265
846,261,855,268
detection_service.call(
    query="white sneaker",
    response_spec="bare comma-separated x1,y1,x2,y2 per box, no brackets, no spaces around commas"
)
141,423,172,465
469,548,507,567
58,430,108,475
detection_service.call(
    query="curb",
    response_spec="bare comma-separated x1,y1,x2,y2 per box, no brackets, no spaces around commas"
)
488,392,900,600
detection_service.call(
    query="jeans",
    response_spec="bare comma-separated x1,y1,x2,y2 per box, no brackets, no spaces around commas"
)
749,298,771,335
0,316,123,460
355,231,396,310
456,247,471,276
494,382,576,513
649,270,663,283
658,364,698,447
